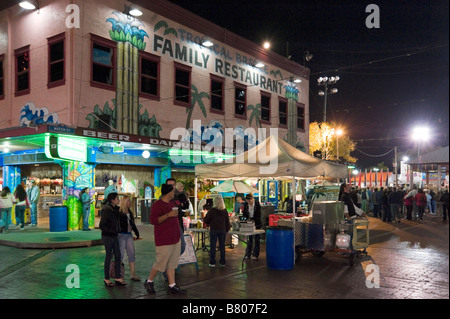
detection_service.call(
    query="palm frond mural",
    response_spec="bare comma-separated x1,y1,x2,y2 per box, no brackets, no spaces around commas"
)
247,103,262,128
284,81,300,101
86,99,117,130
85,100,162,138
154,20,178,38
270,69,283,79
107,11,149,50
185,84,209,129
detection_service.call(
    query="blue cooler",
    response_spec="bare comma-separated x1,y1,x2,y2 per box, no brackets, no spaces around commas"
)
266,226,294,270
49,206,68,232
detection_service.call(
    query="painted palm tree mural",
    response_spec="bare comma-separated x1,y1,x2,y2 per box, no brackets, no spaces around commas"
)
186,84,209,130
247,103,262,128
86,12,161,138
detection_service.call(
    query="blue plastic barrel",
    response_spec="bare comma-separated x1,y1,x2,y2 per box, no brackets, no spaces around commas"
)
266,226,294,270
49,206,68,232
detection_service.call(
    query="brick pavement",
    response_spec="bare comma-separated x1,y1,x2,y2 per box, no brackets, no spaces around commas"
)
0,215,448,303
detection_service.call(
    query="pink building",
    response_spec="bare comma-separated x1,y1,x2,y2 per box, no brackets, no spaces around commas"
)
0,0,310,227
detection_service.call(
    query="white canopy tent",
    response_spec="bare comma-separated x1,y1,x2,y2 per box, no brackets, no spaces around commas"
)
194,135,348,217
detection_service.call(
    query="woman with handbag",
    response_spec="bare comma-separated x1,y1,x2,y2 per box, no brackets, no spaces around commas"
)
118,195,141,281
13,184,28,231
99,192,126,287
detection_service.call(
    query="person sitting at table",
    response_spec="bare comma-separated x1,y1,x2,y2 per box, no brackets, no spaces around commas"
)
203,197,231,267
242,193,262,260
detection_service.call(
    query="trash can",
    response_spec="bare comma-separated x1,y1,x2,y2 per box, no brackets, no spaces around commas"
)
49,206,68,232
266,226,294,270
140,199,152,224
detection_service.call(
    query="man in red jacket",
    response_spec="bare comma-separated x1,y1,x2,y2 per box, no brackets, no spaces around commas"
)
144,184,186,295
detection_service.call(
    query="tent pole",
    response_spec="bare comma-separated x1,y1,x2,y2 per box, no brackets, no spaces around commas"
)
194,176,198,220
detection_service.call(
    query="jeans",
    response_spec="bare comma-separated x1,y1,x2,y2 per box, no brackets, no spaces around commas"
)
373,204,380,218
180,226,186,255
417,205,425,220
442,205,448,221
209,230,227,265
118,233,135,262
246,234,261,258
406,205,413,220
30,202,38,225
0,207,12,230
82,204,90,230
390,204,401,221
431,200,436,215
102,235,121,279
15,205,26,229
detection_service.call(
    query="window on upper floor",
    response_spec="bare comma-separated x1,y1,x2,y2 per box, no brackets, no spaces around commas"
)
0,54,4,100
91,34,115,90
15,45,30,96
48,33,65,88
234,83,246,118
261,91,271,124
297,103,305,131
279,97,288,128
140,52,160,100
174,62,191,106
210,74,224,113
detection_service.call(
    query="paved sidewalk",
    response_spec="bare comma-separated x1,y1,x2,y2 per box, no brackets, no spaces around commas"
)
0,214,448,303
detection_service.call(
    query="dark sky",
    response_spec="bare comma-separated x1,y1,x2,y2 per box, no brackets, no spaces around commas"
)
168,0,449,169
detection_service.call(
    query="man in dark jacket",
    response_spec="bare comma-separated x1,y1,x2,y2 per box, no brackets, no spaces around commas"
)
388,187,403,223
242,193,262,260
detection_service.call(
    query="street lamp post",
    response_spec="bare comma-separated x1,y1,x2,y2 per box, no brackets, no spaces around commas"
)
335,128,343,162
318,76,340,123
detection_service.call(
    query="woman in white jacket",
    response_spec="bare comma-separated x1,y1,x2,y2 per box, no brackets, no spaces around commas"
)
0,187,15,233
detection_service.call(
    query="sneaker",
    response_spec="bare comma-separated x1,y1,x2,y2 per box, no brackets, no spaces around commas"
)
168,285,187,295
209,264,216,267
219,264,226,268
144,279,156,294
251,256,258,261
16,223,22,229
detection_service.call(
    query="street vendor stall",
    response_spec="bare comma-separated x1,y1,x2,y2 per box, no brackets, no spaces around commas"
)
194,136,351,267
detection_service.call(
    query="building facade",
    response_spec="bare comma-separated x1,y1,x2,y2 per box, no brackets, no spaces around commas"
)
0,0,309,228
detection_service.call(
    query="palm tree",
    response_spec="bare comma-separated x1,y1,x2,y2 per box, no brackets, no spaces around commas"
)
185,84,209,129
247,103,262,128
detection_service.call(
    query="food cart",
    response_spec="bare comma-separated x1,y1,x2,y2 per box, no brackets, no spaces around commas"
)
278,201,369,266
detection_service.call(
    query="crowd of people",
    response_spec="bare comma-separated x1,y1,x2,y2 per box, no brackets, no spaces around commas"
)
342,184,449,223
0,180,41,233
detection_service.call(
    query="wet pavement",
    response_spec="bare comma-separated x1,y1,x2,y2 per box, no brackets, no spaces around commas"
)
0,214,448,307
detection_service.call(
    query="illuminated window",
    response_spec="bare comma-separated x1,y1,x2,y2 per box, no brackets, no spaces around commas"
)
15,45,30,96
48,33,65,88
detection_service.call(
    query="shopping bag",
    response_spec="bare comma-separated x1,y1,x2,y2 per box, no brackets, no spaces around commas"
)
109,260,125,279
24,208,31,224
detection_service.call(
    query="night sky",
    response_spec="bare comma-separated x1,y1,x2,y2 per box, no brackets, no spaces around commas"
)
168,0,449,169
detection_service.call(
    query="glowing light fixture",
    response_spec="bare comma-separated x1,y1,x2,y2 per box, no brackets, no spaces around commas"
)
254,61,265,68
142,150,150,159
19,0,39,10
129,5,143,17
201,37,214,47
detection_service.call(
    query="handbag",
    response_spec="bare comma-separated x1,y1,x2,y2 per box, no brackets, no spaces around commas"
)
109,260,125,279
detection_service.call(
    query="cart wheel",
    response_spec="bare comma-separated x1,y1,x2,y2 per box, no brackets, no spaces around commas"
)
349,253,356,266
312,251,325,257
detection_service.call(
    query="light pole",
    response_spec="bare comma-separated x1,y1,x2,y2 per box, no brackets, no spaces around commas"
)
318,76,340,123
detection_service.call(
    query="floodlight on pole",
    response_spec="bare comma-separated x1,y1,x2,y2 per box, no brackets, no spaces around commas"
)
317,75,340,122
